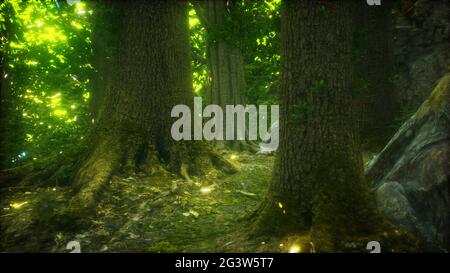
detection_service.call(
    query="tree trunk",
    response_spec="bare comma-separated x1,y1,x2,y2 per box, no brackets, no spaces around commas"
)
70,0,236,215
194,0,256,152
252,0,382,251
89,1,115,121
0,65,9,170
0,40,20,171
357,2,397,146
0,70,21,171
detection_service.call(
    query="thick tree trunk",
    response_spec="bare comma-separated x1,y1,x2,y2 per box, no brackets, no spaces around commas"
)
252,1,382,251
70,0,236,215
194,0,256,152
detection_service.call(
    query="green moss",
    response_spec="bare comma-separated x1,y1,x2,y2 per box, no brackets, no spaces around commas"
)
0,151,425,252
147,241,178,253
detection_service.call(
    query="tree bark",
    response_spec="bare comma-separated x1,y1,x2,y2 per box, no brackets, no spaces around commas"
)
0,62,10,170
70,0,236,215
252,0,382,251
0,38,20,171
357,2,397,145
88,1,115,121
194,0,256,152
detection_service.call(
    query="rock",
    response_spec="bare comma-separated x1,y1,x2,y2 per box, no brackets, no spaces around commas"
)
375,182,417,230
366,74,450,251
393,0,450,111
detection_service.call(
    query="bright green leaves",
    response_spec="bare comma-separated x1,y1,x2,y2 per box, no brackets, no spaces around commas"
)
188,0,281,105
237,0,281,105
24,26,67,45
0,0,93,166
189,5,207,95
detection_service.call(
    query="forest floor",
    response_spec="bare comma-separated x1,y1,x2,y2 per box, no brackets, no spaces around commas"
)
1,148,417,253
0,151,290,252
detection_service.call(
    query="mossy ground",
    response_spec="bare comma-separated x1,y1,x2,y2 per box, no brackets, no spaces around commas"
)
0,151,421,253
0,151,274,252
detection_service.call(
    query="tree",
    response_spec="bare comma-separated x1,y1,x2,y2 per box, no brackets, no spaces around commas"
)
0,2,20,170
192,0,257,151
0,58,11,170
70,0,236,215
88,1,115,121
252,0,382,251
356,2,397,147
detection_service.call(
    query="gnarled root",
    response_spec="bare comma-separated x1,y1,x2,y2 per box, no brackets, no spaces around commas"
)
67,133,238,221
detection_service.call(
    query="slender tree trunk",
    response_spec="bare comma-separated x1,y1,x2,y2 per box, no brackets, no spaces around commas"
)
70,0,236,215
0,61,10,170
204,1,245,107
252,0,382,251
0,17,16,170
1,15,9,169
193,0,256,151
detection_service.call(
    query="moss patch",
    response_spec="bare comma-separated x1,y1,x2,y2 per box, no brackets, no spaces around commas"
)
0,151,423,252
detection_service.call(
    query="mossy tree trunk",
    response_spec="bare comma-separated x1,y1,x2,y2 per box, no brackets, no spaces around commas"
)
0,63,11,170
193,0,256,152
70,0,236,215
252,0,382,251
88,1,115,121
356,2,397,145
0,53,8,166
0,15,20,170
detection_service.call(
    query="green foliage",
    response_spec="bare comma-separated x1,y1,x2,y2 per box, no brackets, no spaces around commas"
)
189,5,208,95
188,0,281,105
228,0,281,106
0,0,93,168
147,241,178,253
1,0,281,168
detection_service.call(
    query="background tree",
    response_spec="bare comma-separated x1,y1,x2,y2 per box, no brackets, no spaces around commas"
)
355,1,398,149
191,0,280,151
252,0,382,251
0,7,13,170
192,0,250,151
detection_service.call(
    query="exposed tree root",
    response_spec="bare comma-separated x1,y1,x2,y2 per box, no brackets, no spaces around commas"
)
0,152,79,189
0,163,35,185
66,131,239,220
247,194,311,240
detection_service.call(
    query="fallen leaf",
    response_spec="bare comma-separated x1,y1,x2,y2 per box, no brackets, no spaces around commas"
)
189,209,199,218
